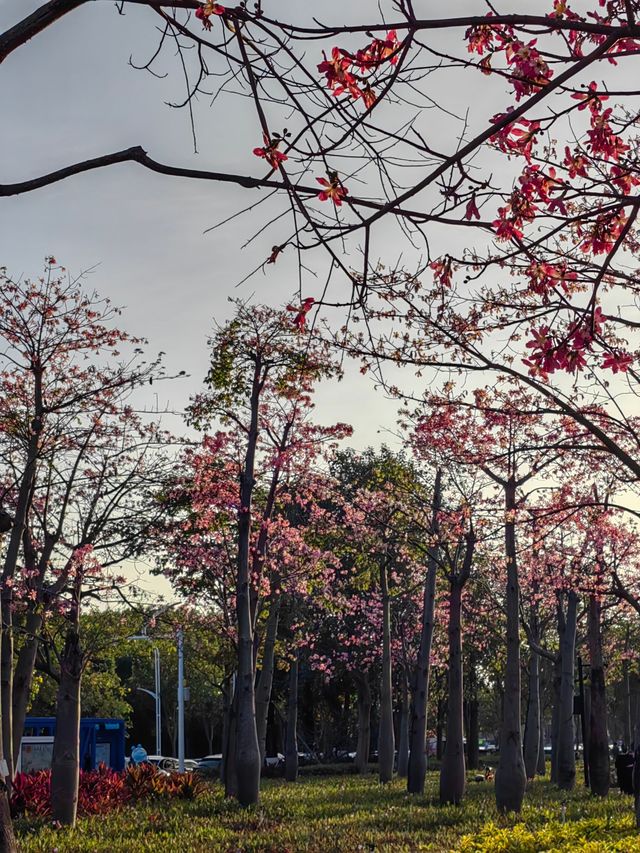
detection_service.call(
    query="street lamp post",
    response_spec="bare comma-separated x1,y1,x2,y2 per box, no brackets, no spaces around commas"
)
177,627,185,772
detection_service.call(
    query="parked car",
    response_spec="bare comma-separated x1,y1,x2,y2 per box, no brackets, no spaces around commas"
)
331,750,354,763
196,754,223,777
138,755,171,775
157,757,199,773
139,755,198,774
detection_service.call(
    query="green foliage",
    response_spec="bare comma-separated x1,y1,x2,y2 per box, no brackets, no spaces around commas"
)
15,773,640,852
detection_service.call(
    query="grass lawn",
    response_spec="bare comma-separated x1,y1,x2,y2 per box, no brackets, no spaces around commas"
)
15,772,640,852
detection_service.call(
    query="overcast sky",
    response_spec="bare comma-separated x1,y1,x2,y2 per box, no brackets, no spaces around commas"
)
0,1,542,597
1,0,434,597
1,0,416,448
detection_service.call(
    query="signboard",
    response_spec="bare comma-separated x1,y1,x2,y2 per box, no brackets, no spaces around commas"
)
96,743,111,767
18,737,54,773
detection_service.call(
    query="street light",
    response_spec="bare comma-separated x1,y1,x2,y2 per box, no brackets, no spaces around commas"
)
128,633,162,756
177,626,185,772
129,624,187,768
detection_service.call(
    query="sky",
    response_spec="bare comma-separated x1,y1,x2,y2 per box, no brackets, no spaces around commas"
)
1,0,514,436
0,0,412,447
5,1,613,598
1,0,432,597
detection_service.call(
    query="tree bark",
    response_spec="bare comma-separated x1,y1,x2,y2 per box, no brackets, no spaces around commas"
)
397,673,410,778
223,689,238,797
436,699,444,761
440,579,466,805
255,596,280,764
495,476,527,813
537,714,546,777
624,628,632,749
50,624,82,825
284,650,299,783
354,674,371,774
0,610,13,783
11,608,45,764
0,536,17,850
467,652,480,771
1,393,41,783
587,593,609,796
408,470,442,794
524,645,541,780
234,362,263,807
221,673,234,788
378,559,395,784
550,654,561,784
633,707,640,828
557,591,578,791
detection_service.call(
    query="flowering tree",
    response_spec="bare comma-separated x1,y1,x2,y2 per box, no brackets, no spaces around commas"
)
0,261,172,838
408,383,579,811
183,300,349,805
3,3,640,489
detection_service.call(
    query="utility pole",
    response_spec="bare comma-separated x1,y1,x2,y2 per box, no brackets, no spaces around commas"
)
177,626,185,771
130,631,162,757
153,647,162,756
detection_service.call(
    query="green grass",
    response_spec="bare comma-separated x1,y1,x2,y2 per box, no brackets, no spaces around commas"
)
15,772,640,852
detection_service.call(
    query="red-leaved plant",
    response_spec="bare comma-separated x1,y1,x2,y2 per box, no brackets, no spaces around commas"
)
11,763,205,819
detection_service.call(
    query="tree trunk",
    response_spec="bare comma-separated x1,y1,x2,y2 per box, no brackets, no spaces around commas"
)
408,470,442,794
378,560,394,784
436,699,444,761
11,608,45,764
524,648,541,780
537,715,546,776
234,365,263,807
467,699,479,771
557,591,578,792
202,715,215,755
255,597,280,764
221,673,234,789
440,579,465,805
51,625,83,826
223,690,238,797
587,593,609,796
0,606,13,783
397,674,410,778
354,674,371,773
0,777,16,852
1,410,41,785
284,650,299,783
467,652,480,771
624,669,632,751
633,707,640,828
0,535,17,851
495,476,527,813
550,654,561,784
624,626,632,749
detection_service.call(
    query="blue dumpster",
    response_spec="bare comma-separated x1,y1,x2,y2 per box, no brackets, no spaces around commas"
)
22,717,126,772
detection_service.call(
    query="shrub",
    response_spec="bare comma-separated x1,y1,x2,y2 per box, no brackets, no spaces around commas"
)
123,762,159,801
457,816,640,852
10,770,51,818
77,764,128,815
149,770,206,800
11,763,205,820
11,765,128,819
